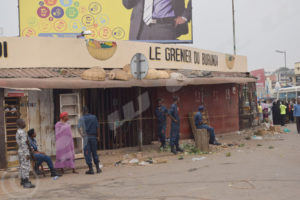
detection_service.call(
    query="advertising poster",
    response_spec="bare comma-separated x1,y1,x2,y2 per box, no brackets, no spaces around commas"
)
19,0,193,43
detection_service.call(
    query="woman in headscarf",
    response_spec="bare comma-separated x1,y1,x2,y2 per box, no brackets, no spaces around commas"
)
272,100,281,125
55,112,78,174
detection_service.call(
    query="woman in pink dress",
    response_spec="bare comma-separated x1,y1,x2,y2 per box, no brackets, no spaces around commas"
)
55,112,78,174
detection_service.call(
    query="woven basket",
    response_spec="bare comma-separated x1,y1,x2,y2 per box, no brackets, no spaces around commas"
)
81,67,106,81
145,69,170,80
157,70,170,79
87,44,117,61
123,64,134,79
170,72,186,81
108,69,131,81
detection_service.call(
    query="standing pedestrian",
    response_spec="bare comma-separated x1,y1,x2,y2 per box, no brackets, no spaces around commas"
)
78,107,102,175
272,101,281,125
258,101,263,123
55,112,78,174
280,101,287,126
169,96,183,154
293,97,300,134
16,119,35,188
155,98,168,149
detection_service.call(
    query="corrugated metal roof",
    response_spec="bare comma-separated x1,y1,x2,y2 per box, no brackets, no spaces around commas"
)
0,68,256,89
0,68,85,78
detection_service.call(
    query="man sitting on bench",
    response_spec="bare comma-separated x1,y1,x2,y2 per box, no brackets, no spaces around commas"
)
28,129,62,177
194,106,221,145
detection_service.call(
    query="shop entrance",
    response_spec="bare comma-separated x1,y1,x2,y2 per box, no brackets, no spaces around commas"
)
4,97,20,167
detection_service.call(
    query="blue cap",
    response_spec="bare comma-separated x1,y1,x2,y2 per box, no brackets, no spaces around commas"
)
198,106,204,111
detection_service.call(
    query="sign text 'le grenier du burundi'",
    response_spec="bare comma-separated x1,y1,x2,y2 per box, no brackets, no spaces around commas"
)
149,46,218,67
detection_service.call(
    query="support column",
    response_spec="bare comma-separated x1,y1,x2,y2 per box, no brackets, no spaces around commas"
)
0,88,7,169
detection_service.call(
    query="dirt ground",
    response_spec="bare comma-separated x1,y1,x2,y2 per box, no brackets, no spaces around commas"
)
1,123,300,200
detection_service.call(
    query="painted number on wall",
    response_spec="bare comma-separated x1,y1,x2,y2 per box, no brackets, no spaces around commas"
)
0,41,8,58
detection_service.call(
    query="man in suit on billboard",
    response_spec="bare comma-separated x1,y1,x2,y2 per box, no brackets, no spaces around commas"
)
123,0,192,41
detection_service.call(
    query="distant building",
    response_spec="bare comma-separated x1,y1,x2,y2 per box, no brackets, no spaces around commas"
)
250,69,266,99
295,62,300,86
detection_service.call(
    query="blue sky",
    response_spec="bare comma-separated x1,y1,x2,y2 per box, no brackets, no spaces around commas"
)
0,0,299,71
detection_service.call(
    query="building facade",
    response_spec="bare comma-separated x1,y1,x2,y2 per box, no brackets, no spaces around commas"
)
0,37,256,169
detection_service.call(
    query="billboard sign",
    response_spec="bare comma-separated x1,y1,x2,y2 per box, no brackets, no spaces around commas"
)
250,69,265,88
19,0,193,43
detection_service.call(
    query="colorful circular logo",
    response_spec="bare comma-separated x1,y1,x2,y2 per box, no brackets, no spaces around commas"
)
66,7,78,19
74,1,79,7
112,27,125,40
81,14,95,27
22,28,36,37
37,6,50,18
69,19,82,32
51,6,64,18
99,27,112,39
45,0,58,6
60,0,73,7
88,2,102,15
97,14,109,26
54,19,67,32
39,20,52,32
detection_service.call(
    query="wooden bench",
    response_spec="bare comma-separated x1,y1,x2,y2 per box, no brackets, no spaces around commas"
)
188,111,209,152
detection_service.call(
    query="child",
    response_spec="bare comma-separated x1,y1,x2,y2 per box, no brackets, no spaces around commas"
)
16,119,35,188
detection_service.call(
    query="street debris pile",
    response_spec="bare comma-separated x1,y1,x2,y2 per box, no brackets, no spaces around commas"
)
114,152,168,167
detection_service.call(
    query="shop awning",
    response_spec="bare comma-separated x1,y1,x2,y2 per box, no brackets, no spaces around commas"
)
0,77,256,89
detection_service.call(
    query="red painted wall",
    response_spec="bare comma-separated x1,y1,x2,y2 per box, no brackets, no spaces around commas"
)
155,84,239,139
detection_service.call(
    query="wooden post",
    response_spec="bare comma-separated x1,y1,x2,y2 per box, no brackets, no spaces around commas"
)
188,112,209,152
0,88,7,169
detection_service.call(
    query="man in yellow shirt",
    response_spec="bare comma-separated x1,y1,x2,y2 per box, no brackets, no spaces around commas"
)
280,101,287,126
258,102,263,123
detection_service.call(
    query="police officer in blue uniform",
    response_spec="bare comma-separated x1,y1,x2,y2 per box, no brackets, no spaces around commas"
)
194,106,221,145
78,107,102,175
155,98,168,149
169,96,184,154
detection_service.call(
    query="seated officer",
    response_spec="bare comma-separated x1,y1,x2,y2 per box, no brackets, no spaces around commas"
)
28,129,62,177
194,106,221,145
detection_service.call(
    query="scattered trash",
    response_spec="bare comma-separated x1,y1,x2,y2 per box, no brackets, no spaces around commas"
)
178,155,184,160
226,152,231,157
268,146,274,149
188,168,198,172
122,160,129,164
227,144,235,147
192,157,207,161
283,128,290,133
53,176,59,180
237,150,243,153
156,159,168,164
129,159,139,164
239,144,245,147
138,161,149,166
257,144,262,147
245,136,251,140
115,161,122,166
228,180,255,189
99,164,103,169
252,136,263,140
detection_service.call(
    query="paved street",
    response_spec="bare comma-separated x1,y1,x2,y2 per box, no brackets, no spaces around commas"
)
1,124,300,200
